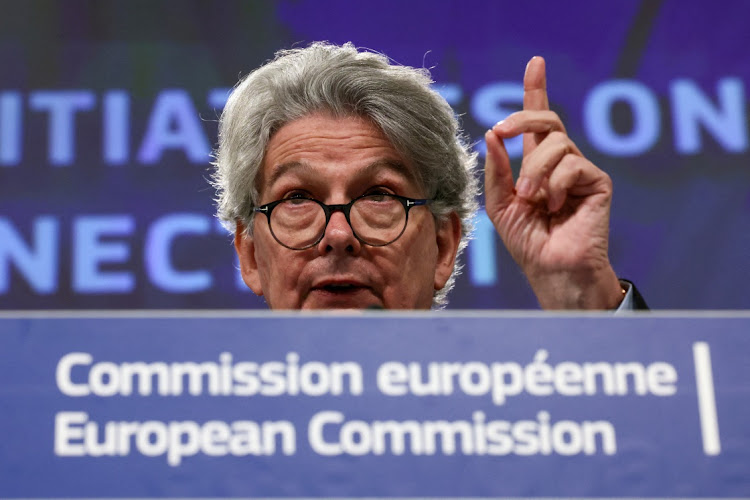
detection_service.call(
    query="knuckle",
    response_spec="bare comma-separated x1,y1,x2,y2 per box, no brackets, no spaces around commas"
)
560,152,579,166
548,130,568,143
546,111,567,132
554,142,569,159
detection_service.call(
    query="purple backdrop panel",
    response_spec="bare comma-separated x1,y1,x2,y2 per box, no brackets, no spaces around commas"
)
1,1,749,309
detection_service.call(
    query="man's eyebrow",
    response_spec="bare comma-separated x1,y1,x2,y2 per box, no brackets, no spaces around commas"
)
359,159,421,187
267,159,416,186
265,161,313,190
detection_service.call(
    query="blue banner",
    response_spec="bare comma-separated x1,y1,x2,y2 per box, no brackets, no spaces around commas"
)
2,1,750,309
1,312,749,497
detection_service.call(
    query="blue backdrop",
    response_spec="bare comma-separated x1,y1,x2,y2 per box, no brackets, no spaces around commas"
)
1,0,749,309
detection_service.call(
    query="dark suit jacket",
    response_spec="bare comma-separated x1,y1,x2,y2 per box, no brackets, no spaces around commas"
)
622,280,649,310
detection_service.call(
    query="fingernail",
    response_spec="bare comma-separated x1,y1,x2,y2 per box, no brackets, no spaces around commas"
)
516,178,532,197
493,119,508,131
526,56,541,72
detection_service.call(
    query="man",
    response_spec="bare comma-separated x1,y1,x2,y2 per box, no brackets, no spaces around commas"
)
213,42,644,310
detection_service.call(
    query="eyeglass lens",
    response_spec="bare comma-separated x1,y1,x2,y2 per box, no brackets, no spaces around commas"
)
269,195,407,249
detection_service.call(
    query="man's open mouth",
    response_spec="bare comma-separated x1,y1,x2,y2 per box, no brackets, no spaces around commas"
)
305,279,379,309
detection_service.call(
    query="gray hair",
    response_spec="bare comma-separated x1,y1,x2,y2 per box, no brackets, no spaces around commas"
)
212,42,479,307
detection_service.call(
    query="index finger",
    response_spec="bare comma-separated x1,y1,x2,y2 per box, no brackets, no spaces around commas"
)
523,56,548,111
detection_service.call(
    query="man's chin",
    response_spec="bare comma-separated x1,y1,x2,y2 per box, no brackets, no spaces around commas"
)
302,288,383,310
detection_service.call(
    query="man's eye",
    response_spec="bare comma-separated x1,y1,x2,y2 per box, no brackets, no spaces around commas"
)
283,191,311,200
363,192,399,205
365,188,395,200
275,192,312,207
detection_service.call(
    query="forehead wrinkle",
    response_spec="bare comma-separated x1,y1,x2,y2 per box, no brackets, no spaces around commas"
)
259,123,390,196
258,114,425,198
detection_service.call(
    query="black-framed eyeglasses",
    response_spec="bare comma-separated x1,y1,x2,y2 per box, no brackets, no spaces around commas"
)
253,193,432,250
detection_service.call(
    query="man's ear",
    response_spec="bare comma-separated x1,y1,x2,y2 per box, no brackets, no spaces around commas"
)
234,220,264,296
434,213,462,291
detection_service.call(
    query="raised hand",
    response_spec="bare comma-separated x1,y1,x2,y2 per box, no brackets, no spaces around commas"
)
484,57,623,309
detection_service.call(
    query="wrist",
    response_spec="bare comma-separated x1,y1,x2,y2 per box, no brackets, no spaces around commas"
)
528,265,624,310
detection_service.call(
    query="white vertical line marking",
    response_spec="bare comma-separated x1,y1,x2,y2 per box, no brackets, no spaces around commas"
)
693,341,721,455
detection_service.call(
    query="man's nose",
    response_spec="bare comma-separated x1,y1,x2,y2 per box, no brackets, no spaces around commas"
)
317,210,361,255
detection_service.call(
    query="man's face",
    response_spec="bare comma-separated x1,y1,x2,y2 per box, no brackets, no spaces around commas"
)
234,113,460,310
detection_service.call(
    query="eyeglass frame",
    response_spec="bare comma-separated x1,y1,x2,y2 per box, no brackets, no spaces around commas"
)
253,193,433,250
